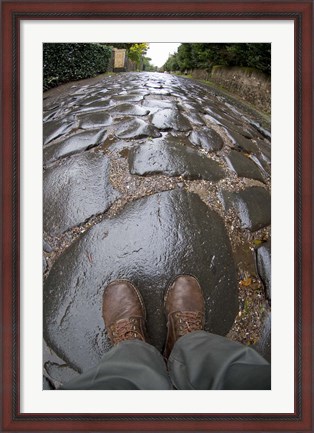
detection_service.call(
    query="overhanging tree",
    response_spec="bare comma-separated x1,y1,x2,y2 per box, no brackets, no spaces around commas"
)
127,43,150,70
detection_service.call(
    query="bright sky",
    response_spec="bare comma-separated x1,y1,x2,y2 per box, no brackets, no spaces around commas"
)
146,43,181,68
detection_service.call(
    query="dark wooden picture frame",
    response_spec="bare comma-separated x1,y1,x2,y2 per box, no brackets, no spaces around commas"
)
1,1,312,432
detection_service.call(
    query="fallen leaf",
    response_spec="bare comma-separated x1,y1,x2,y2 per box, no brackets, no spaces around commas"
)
240,277,252,287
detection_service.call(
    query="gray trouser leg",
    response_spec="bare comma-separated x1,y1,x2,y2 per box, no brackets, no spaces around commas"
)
168,331,271,390
61,340,172,390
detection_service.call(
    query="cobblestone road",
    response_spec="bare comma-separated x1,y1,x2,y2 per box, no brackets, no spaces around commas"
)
43,72,271,388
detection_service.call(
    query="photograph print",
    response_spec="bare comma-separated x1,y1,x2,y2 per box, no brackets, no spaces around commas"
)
42,42,271,391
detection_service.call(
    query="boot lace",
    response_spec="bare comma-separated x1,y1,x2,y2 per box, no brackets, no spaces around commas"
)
110,318,144,343
174,311,204,336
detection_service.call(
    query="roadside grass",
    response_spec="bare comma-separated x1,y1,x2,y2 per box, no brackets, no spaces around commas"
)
169,72,270,126
200,77,271,122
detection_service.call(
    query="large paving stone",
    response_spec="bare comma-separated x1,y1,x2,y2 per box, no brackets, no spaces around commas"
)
178,101,205,114
78,112,113,130
229,131,260,154
256,240,271,300
44,152,119,236
79,95,109,105
44,129,107,166
128,89,150,96
189,127,224,152
129,135,225,181
222,119,256,140
109,103,150,117
43,108,61,123
44,189,238,373
151,108,192,131
220,187,271,232
142,99,177,113
43,118,77,146
225,150,265,182
114,118,162,139
75,99,112,114
182,111,205,126
250,154,271,178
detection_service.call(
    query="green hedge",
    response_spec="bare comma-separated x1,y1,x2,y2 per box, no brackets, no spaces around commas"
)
163,43,271,75
43,43,112,90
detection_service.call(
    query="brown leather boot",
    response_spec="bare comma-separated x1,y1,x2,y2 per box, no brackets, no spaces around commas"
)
102,279,147,345
163,275,205,359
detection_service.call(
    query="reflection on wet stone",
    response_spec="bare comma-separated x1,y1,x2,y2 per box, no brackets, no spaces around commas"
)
230,130,260,154
225,149,265,182
129,135,225,181
151,108,192,131
76,99,112,112
44,129,107,165
114,118,162,139
44,152,119,236
182,110,205,126
43,189,238,373
109,103,150,117
142,99,177,113
78,112,113,130
111,94,144,103
220,186,271,231
43,118,77,145
189,128,224,152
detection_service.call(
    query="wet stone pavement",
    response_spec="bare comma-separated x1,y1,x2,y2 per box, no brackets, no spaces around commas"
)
43,72,271,389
